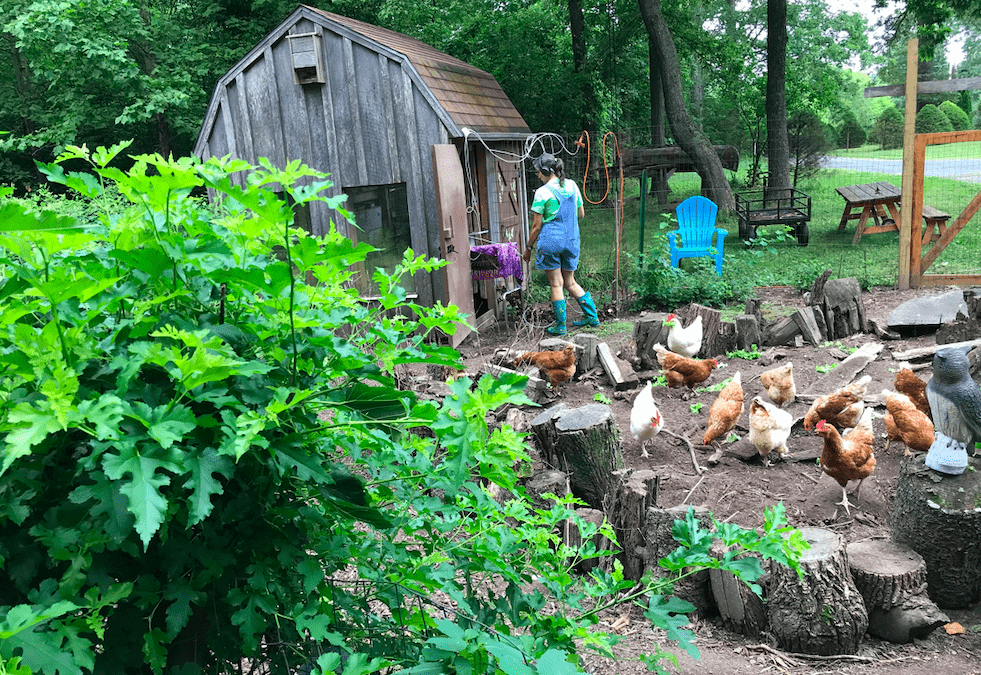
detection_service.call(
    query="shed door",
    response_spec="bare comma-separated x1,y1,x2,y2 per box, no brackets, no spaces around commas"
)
496,157,523,245
431,144,475,348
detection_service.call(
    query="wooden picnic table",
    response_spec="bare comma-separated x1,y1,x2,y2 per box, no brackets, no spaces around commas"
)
836,181,902,244
836,181,952,246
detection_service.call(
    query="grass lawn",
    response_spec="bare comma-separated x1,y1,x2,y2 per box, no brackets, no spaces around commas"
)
549,162,981,312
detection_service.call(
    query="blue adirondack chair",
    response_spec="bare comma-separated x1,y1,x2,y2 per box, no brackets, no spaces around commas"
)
669,196,726,276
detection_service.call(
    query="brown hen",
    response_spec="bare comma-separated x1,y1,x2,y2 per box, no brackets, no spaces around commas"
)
702,372,744,446
894,368,931,418
513,343,576,387
815,408,875,514
653,343,718,391
882,388,934,456
803,375,871,431
759,362,796,407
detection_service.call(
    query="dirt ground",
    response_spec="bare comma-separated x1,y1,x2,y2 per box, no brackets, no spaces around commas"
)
454,285,981,675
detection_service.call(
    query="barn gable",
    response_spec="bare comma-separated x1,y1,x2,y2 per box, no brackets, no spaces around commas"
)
195,5,530,328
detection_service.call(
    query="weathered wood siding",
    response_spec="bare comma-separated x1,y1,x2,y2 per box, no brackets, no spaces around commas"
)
196,14,457,307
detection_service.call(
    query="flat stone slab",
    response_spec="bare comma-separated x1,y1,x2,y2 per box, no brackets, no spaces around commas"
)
888,290,968,329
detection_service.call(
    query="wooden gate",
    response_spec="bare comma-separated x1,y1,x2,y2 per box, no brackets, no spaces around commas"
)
910,129,981,287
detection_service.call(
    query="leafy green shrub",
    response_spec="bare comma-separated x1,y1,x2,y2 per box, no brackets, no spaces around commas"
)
0,144,809,675
916,103,954,133
871,105,904,149
836,110,867,149
939,100,971,131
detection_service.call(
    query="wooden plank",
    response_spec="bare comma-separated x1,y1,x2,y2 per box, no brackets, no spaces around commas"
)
864,76,981,98
341,36,368,185
891,337,981,362
802,342,882,395
792,307,823,345
597,342,627,390
899,39,918,289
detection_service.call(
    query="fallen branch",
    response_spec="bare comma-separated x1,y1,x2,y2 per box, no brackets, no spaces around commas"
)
745,643,877,663
662,428,705,474
682,475,705,504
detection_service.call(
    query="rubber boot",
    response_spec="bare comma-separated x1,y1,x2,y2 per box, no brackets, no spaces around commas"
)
546,299,567,336
572,291,600,327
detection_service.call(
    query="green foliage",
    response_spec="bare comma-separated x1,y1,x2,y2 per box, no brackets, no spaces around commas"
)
816,363,837,373
594,392,612,405
788,110,832,186
871,105,904,150
689,403,703,414
726,345,762,360
916,104,954,134
0,145,808,674
836,109,867,149
939,100,971,131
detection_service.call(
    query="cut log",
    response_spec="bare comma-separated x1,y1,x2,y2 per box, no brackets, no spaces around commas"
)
964,288,981,321
807,269,834,307
607,468,659,581
935,315,981,346
571,332,599,378
564,507,613,574
817,277,866,339
792,307,824,345
524,468,569,510
891,337,981,363
709,545,767,637
767,527,868,655
633,312,671,370
745,296,764,328
529,403,624,510
763,315,802,347
735,315,761,352
890,454,981,609
846,540,949,643
642,505,715,617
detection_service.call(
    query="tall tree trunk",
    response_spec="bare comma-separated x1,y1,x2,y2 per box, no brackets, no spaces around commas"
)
648,38,670,202
765,0,790,191
637,0,734,210
6,34,36,135
568,0,597,132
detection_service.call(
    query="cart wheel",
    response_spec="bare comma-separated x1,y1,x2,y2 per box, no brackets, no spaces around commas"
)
882,218,896,228
797,224,809,246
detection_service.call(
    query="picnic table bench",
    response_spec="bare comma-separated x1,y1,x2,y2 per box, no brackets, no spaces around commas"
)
836,181,950,245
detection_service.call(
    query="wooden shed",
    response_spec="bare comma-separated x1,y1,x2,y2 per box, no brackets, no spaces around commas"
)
195,5,532,345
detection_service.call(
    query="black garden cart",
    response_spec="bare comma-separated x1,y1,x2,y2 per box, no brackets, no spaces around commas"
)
734,187,811,246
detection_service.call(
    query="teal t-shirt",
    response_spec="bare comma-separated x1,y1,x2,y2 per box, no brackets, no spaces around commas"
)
531,178,584,222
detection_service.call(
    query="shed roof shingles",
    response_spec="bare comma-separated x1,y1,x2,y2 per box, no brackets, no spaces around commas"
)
306,6,529,135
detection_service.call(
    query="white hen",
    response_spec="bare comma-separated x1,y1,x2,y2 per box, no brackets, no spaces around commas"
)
749,397,793,465
630,381,663,458
665,314,702,358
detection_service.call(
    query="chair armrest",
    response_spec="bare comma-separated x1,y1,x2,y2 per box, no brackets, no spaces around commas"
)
666,229,681,251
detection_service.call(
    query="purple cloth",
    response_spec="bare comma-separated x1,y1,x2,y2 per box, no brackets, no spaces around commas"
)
470,242,523,282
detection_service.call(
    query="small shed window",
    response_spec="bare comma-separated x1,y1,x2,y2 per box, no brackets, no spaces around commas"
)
286,32,325,85
345,183,414,297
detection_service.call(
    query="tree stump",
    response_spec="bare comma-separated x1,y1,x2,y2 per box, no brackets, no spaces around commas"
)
735,315,761,352
642,505,715,617
814,277,866,339
607,468,659,581
633,313,671,370
564,507,612,575
677,303,737,358
767,527,868,655
524,469,569,512
709,546,767,637
530,403,623,510
846,540,949,642
571,332,598,379
890,454,981,608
